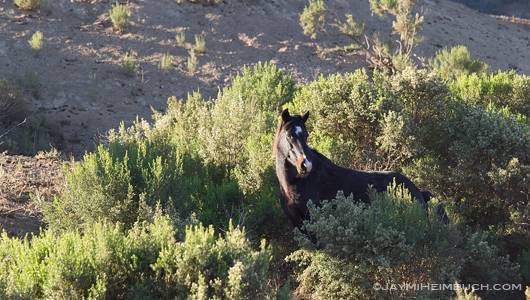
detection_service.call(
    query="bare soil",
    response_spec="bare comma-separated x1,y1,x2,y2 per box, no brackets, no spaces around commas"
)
0,0,528,154
0,151,63,237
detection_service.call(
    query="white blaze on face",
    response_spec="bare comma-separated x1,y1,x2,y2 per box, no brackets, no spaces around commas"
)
294,126,303,136
303,154,312,172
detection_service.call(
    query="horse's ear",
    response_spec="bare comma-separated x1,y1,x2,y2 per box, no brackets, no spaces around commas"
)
281,108,291,122
302,111,309,123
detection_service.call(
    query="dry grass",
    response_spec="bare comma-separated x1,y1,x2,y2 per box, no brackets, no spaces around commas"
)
28,31,44,54
109,2,131,32
194,34,206,53
187,49,197,73
176,31,186,47
159,53,173,71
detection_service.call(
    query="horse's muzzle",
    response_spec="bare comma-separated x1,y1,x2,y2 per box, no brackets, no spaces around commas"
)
296,156,312,177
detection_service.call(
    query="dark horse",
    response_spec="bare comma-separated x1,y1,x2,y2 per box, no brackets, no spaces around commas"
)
273,109,440,229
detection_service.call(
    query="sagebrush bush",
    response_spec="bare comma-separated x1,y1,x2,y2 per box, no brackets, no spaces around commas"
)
448,70,530,119
287,67,529,291
288,70,370,168
299,0,326,39
369,0,424,56
418,104,529,229
336,14,364,38
109,2,131,32
0,215,271,299
42,128,235,231
46,62,294,235
289,66,529,234
287,186,520,299
166,62,296,228
153,221,271,299
41,58,528,298
429,45,488,80
287,69,415,169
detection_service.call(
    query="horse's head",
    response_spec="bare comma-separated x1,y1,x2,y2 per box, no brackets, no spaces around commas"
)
274,108,313,177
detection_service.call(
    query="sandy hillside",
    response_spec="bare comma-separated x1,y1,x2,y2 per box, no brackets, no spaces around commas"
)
0,0,528,155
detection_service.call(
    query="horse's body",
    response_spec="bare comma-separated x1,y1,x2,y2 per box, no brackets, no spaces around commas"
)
274,109,433,228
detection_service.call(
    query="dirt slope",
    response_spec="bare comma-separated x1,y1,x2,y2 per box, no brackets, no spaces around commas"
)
0,0,528,155
0,151,62,236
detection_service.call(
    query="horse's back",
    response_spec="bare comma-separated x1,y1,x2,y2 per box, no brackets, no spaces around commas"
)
356,170,426,205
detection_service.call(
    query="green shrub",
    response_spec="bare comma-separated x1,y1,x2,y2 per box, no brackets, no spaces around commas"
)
0,216,271,299
42,126,237,231
369,0,424,56
287,68,433,170
178,62,296,229
289,66,529,234
429,45,488,80
299,0,327,39
448,70,530,119
153,222,271,299
46,62,295,235
287,186,520,299
109,2,131,32
288,70,380,168
405,103,530,230
336,14,364,38
13,0,40,10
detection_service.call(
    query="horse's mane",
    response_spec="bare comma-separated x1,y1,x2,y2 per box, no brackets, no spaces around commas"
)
272,119,284,158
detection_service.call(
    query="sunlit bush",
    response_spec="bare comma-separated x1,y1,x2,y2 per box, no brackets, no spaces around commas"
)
45,62,294,234
289,66,529,234
449,70,530,120
299,0,326,39
287,187,520,299
288,70,386,169
0,216,271,299
429,45,488,80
